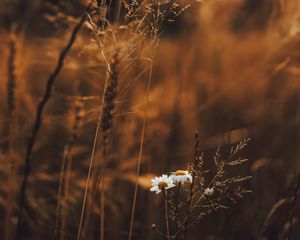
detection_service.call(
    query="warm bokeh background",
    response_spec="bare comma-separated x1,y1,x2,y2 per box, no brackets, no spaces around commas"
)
0,0,300,239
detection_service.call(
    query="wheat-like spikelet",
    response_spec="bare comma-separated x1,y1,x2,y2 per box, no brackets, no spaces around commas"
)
100,51,120,149
4,29,18,240
7,33,17,118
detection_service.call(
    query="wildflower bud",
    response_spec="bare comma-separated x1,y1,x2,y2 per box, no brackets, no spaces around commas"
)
151,224,156,230
204,187,214,197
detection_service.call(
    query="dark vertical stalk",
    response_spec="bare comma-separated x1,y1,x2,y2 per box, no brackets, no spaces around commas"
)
78,50,119,240
4,30,17,240
182,131,200,240
15,6,90,239
99,51,119,240
164,189,170,240
175,182,182,230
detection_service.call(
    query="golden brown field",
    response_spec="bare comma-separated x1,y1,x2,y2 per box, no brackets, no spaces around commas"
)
0,0,300,239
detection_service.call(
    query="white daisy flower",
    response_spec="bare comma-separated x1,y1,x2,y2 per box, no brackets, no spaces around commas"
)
150,174,176,194
170,170,193,184
204,187,214,197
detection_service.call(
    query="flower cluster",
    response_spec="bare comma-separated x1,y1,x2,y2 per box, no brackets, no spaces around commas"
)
149,137,251,239
150,170,192,194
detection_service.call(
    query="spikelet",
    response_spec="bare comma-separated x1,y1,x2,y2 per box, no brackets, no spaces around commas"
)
4,30,17,240
7,34,17,116
100,51,119,145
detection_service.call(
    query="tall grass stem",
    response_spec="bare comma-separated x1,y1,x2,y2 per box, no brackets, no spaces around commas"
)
128,62,153,240
15,6,89,239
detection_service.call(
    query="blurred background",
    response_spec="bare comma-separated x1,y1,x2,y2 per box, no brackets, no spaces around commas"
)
0,0,300,239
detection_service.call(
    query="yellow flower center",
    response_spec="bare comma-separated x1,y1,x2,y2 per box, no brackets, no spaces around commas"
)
175,170,187,175
158,182,168,190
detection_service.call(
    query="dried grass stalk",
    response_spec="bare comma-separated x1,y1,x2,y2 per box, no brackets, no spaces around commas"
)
15,5,90,239
100,51,120,149
55,99,83,240
4,29,18,240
